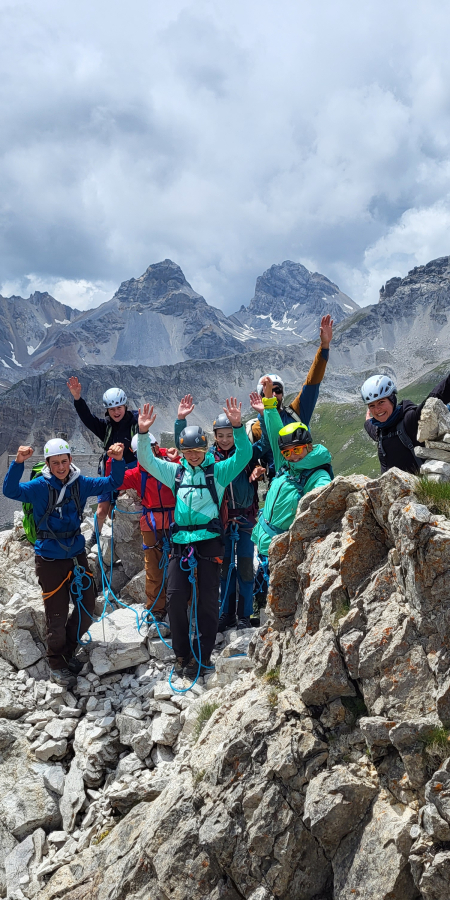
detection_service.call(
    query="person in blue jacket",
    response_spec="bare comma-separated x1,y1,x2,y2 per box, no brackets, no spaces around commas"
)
3,438,125,687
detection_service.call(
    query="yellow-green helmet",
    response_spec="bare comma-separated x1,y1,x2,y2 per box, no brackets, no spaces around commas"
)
278,421,312,451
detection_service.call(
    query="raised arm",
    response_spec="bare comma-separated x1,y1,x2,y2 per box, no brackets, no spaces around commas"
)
290,315,333,425
68,377,107,441
214,398,252,486
3,447,44,502
137,404,178,490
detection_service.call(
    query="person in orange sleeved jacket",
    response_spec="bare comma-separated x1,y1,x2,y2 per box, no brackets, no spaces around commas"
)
118,433,180,632
250,315,333,451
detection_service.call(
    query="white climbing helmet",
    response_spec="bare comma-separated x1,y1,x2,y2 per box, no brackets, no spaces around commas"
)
102,387,127,409
131,433,157,452
257,373,285,397
44,438,71,459
360,374,397,404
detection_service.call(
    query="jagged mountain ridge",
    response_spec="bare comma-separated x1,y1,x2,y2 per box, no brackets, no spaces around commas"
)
0,259,358,385
0,292,80,384
332,255,450,382
230,259,358,343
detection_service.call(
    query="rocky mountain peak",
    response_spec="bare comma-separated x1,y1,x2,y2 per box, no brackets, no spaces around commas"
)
379,256,450,302
114,258,203,311
231,259,359,344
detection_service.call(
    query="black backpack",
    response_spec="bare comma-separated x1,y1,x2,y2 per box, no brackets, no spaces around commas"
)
376,416,422,473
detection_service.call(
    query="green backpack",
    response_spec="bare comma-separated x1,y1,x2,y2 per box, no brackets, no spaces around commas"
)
22,462,47,544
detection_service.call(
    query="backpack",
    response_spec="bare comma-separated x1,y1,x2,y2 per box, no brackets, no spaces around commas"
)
258,463,334,540
22,467,83,545
171,463,223,537
140,470,175,535
98,416,139,475
376,417,421,472
277,462,334,497
22,462,46,544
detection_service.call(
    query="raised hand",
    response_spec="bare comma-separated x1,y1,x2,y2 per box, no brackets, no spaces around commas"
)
166,447,179,462
16,446,33,464
249,465,265,483
107,443,124,461
139,404,157,434
223,397,242,428
177,394,195,420
249,391,264,415
67,376,82,400
260,375,274,400
319,314,333,349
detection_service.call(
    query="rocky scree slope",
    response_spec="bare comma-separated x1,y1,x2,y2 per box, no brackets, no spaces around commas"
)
0,342,364,457
0,493,255,899
0,293,80,387
2,468,450,898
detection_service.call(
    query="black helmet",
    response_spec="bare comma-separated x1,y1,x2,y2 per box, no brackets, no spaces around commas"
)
213,413,232,431
178,425,208,450
278,421,312,451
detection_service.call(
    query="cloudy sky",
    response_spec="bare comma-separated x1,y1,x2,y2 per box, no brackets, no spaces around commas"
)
1,0,450,313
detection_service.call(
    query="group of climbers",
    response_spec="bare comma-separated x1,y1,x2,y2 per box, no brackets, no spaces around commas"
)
4,304,449,689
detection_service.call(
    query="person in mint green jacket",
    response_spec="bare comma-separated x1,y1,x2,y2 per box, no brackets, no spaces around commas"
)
250,376,333,599
137,397,252,680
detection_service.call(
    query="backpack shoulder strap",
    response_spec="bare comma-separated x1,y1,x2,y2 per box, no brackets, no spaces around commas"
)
286,406,301,422
204,463,220,510
141,469,148,499
102,423,113,450
173,465,185,498
71,479,83,521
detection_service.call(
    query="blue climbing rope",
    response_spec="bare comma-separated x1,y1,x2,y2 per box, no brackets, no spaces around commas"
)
219,521,240,616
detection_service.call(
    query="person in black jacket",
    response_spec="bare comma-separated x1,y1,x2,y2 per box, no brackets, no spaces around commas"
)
362,372,450,474
67,377,139,546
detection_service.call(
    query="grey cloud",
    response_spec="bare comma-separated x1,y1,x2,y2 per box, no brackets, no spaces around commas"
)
1,0,450,311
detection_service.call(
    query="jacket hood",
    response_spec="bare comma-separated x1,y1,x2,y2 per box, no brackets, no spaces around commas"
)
286,443,331,473
42,463,81,505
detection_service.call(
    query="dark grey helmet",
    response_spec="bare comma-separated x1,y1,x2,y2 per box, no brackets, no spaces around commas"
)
178,425,208,450
213,413,232,431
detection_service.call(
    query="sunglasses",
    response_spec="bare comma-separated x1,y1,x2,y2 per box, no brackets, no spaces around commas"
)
281,445,308,458
273,387,283,395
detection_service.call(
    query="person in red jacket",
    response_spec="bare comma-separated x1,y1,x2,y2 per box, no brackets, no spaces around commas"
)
119,433,179,630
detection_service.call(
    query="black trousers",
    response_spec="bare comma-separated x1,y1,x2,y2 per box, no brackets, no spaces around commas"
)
35,551,95,670
167,537,223,662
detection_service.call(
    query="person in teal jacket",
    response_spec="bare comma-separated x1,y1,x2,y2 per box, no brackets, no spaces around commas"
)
137,397,252,680
250,376,332,597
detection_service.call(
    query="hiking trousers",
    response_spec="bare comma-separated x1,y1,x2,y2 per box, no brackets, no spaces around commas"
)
142,529,167,613
167,537,223,662
35,552,95,670
220,525,255,619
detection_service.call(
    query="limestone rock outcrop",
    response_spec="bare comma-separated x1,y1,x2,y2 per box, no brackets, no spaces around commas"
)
3,468,450,898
